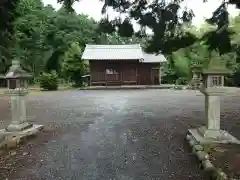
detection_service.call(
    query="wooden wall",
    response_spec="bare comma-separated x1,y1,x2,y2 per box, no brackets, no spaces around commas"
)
89,60,159,86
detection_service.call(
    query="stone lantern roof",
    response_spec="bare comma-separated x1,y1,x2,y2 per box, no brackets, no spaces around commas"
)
4,60,32,79
202,58,230,75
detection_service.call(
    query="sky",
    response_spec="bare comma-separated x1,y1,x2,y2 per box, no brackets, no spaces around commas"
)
43,0,239,28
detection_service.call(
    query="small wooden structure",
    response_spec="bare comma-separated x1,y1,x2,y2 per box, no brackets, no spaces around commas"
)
82,44,166,86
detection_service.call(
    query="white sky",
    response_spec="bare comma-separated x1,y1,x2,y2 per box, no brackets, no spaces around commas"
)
43,0,239,28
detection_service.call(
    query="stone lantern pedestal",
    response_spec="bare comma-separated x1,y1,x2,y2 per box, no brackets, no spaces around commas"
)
0,60,43,137
5,89,33,132
188,58,240,144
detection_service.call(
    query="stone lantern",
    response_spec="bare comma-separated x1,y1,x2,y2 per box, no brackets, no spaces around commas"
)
190,62,202,89
4,60,34,132
192,62,202,79
188,57,240,144
200,57,229,89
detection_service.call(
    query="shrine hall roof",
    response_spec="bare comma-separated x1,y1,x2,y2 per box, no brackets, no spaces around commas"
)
82,44,167,63
82,44,144,60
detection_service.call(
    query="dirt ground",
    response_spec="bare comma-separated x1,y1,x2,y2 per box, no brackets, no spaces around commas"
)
0,89,240,180
204,143,240,179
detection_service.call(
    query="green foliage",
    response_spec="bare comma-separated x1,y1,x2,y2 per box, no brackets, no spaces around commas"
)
96,32,145,45
0,0,20,73
39,71,58,90
172,49,191,79
175,77,189,85
0,0,19,42
103,1,237,54
60,0,240,55
61,42,87,87
10,1,98,78
1,0,240,74
161,56,178,84
57,0,80,13
163,20,240,86
99,1,197,54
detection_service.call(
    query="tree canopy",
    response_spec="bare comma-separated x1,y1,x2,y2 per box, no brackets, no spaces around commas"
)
58,0,240,54
1,0,240,55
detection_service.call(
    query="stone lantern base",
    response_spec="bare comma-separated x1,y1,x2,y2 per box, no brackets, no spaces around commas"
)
0,124,44,139
6,122,33,132
0,88,44,138
188,126,240,144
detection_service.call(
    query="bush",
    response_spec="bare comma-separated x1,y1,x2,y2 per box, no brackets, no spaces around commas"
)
39,71,58,91
175,77,188,85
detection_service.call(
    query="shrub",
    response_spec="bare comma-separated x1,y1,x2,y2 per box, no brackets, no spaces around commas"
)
175,77,188,85
39,71,58,91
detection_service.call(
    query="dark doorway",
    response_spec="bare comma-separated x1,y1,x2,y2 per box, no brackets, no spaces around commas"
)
151,68,159,85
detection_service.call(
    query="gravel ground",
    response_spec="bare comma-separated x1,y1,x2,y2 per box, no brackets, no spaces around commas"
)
1,89,240,180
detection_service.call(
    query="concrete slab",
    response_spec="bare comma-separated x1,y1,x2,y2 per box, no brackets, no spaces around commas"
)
188,127,240,145
0,124,44,135
0,124,44,149
6,123,33,132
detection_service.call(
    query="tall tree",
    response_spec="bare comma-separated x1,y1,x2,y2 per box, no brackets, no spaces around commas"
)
0,0,20,73
61,42,87,87
13,0,48,75
43,9,98,73
11,1,98,77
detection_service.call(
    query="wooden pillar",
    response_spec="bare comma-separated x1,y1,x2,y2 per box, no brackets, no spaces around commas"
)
120,62,123,85
89,73,92,86
104,69,107,86
159,68,161,85
150,68,153,85
159,66,163,85
136,66,138,85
